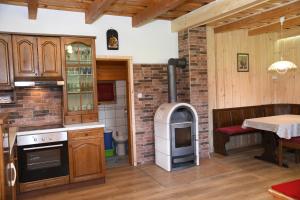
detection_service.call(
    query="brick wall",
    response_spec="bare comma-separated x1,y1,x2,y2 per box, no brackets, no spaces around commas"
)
177,29,190,103
133,64,168,165
0,87,63,127
134,26,209,164
178,26,210,158
188,26,209,157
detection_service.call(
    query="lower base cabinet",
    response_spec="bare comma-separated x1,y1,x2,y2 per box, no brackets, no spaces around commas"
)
68,128,105,183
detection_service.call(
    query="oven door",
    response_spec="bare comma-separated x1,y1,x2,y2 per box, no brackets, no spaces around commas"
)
171,122,195,157
18,141,69,183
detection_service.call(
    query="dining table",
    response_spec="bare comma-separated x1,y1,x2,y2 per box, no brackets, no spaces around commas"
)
242,114,300,166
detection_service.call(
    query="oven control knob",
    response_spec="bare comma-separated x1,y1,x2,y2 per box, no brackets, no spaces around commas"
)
42,138,45,141
33,138,37,142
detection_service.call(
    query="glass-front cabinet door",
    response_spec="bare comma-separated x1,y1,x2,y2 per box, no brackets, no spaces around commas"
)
62,37,98,124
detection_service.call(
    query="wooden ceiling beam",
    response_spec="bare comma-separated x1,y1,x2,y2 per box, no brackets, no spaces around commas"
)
214,0,300,33
28,0,38,20
132,0,188,27
171,0,269,32
248,16,300,36
85,0,117,24
281,27,300,39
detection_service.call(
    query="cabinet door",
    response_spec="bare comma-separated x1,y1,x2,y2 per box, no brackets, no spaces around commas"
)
0,34,13,89
12,35,38,77
61,37,98,122
38,37,62,77
68,130,105,183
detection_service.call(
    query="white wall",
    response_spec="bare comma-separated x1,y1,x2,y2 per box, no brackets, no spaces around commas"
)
0,4,178,64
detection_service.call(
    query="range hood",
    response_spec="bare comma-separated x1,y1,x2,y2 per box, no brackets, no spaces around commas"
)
14,77,64,87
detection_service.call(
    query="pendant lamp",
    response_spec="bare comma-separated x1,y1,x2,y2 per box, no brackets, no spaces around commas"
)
268,16,297,74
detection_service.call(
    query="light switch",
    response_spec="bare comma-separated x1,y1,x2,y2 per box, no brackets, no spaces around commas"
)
137,93,143,98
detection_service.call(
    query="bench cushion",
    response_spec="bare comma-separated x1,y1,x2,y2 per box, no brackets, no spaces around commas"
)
284,136,300,144
216,125,257,136
271,179,300,199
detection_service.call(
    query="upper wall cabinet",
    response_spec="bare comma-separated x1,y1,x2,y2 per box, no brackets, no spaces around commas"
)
0,34,13,89
61,37,98,124
12,35,62,78
12,35,38,78
38,37,62,77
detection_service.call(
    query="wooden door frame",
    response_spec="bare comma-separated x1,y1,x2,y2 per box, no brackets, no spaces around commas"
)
96,56,137,166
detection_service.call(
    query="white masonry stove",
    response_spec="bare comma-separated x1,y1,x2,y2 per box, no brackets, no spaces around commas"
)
154,58,199,171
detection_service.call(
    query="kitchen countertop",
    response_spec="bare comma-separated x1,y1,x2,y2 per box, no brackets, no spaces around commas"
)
17,122,105,136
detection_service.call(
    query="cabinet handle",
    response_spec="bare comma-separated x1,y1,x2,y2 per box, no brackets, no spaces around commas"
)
35,73,38,76
11,163,16,187
7,162,16,187
23,144,63,151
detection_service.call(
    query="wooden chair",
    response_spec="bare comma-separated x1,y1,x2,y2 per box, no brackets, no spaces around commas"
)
278,136,300,166
268,179,300,200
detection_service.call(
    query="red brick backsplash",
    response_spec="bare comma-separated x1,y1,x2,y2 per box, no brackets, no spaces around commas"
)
0,87,63,127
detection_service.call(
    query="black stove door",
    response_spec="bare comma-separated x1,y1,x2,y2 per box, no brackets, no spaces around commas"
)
171,122,195,157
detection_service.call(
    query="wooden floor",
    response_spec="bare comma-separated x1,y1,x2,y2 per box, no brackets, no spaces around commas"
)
19,147,300,200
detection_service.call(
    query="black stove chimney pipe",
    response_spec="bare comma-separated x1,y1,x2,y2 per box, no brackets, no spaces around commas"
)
167,58,187,103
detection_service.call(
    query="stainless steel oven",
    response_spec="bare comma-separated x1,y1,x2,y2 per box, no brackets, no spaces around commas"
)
17,132,69,183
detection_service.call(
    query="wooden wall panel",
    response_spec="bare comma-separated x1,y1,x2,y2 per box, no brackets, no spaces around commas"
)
96,60,127,81
274,36,300,104
213,29,277,109
207,29,300,150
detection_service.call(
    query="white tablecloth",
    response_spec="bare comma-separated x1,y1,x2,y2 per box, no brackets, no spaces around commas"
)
242,115,300,139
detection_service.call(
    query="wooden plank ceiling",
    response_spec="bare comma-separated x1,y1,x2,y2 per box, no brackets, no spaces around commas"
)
171,0,300,36
0,0,214,27
211,0,300,36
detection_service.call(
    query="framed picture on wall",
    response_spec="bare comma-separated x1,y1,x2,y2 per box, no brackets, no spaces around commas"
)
237,53,249,72
106,29,119,50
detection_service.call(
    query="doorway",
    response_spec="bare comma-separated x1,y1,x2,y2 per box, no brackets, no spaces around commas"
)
96,56,136,168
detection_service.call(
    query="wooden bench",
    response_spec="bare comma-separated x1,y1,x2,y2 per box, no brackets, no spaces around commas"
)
213,104,300,156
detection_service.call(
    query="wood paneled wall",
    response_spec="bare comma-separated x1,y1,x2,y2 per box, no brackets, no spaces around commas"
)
96,60,128,81
212,29,277,108
273,36,300,104
207,28,300,150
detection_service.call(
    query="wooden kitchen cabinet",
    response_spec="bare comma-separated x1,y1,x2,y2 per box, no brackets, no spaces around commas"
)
0,34,14,89
12,35,62,78
12,35,39,78
68,128,105,183
61,37,98,124
37,37,62,77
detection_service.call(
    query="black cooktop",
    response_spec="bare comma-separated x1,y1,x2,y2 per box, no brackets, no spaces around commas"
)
18,124,64,132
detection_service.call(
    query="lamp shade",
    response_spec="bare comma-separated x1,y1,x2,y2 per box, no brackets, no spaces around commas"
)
268,60,297,74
